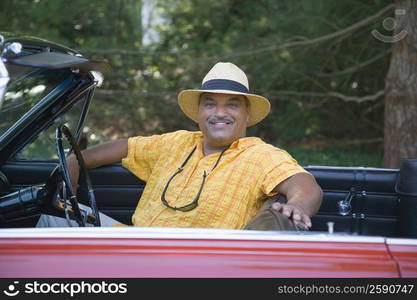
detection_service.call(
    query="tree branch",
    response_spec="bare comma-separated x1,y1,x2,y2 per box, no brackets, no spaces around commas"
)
215,4,394,60
313,49,392,77
95,89,177,99
82,48,182,56
268,89,385,103
81,4,394,59
96,88,384,104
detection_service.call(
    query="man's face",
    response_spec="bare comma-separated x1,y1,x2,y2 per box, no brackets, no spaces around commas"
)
198,93,250,148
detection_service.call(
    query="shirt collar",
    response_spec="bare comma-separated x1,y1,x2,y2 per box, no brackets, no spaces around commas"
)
230,136,262,150
195,131,262,152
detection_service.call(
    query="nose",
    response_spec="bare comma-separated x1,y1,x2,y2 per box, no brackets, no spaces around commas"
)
214,105,227,117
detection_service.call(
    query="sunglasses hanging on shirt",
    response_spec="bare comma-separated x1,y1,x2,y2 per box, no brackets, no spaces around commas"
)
161,146,228,212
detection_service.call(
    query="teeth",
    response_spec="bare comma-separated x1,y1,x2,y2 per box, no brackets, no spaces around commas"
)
209,121,231,124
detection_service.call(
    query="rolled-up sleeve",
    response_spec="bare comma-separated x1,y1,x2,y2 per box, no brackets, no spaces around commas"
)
121,130,192,182
122,134,164,182
260,147,309,197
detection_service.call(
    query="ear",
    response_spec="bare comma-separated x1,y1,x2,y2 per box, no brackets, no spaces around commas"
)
245,110,250,124
243,97,250,124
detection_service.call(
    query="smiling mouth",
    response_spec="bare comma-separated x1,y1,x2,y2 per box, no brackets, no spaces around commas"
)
208,120,233,128
209,120,232,125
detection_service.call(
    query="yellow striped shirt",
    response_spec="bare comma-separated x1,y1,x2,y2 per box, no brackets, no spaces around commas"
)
122,130,307,229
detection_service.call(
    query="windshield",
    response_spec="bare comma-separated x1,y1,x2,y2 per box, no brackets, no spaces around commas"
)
0,63,70,137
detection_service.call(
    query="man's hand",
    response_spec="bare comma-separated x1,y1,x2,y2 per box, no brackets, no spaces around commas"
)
272,172,322,230
270,202,312,230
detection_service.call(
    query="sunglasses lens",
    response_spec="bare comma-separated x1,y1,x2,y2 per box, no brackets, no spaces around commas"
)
179,202,198,212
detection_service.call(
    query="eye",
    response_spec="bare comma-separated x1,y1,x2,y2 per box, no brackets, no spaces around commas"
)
204,102,215,108
228,103,239,108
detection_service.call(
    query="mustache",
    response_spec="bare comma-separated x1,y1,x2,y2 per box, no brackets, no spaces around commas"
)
208,117,233,124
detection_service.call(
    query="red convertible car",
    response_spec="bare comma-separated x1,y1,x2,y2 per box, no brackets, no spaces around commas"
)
0,33,416,278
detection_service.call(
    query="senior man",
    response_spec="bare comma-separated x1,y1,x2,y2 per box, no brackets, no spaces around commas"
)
38,62,322,229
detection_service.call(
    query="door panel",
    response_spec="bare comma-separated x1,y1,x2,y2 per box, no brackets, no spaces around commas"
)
78,165,144,225
1,162,143,225
305,167,400,236
1,162,57,191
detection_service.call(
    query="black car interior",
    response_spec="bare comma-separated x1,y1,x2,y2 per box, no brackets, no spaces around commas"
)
1,157,417,239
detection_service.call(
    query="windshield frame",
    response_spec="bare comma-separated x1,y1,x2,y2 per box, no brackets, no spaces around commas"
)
0,68,96,165
0,66,74,139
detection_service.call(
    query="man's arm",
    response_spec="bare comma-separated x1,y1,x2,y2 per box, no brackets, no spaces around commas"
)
67,138,128,191
271,172,322,229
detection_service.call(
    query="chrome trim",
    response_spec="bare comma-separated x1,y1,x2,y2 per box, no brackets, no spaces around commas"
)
0,51,9,110
3,42,22,57
305,165,399,171
91,71,103,87
386,238,417,246
0,227,387,244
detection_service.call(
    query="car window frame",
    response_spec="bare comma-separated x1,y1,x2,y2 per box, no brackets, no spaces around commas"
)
13,89,94,162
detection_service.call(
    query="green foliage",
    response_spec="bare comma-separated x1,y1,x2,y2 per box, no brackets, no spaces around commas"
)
153,0,391,144
0,0,393,166
287,144,383,168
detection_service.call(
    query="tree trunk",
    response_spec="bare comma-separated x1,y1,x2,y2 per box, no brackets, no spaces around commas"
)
384,0,417,168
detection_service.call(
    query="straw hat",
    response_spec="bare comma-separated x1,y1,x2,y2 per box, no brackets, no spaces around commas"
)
178,62,270,127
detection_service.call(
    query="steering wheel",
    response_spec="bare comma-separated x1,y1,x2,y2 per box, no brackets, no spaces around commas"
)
55,124,101,227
